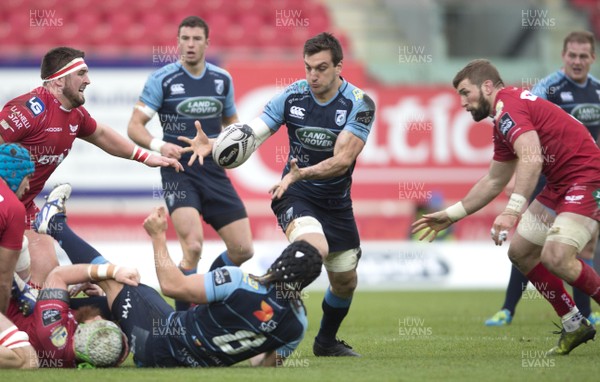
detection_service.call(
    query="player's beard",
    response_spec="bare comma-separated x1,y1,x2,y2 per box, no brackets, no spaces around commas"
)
470,92,491,122
62,84,85,108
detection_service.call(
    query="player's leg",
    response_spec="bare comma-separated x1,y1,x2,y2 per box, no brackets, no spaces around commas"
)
539,212,599,355
202,169,254,271
311,207,360,357
34,184,108,265
508,202,580,320
108,283,176,367
24,230,58,287
169,207,203,310
572,235,598,322
214,217,253,269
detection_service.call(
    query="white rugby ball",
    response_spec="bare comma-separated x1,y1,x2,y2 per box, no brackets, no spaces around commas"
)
212,123,256,169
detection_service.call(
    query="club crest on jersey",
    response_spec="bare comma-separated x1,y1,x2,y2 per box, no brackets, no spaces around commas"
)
170,83,185,95
498,113,516,136
335,110,347,126
50,325,68,348
69,124,78,133
214,79,224,95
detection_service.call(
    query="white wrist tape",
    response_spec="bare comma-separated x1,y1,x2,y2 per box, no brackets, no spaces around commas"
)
88,264,121,281
445,201,468,222
506,193,527,214
149,138,166,153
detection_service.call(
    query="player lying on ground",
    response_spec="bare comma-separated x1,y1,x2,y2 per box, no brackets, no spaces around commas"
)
32,191,324,367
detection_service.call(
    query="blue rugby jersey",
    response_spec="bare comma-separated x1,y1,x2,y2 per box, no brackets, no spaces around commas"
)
163,267,307,367
140,61,236,144
532,71,600,139
259,78,375,201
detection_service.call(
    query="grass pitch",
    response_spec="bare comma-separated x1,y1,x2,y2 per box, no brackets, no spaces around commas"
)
2,290,599,381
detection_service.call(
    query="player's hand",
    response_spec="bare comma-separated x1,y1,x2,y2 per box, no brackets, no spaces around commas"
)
143,206,169,237
490,212,519,246
269,158,302,200
159,142,183,160
68,282,105,297
411,210,454,242
178,120,213,166
145,154,184,172
114,266,141,286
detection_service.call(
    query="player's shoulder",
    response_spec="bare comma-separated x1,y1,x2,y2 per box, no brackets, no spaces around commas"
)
283,80,310,96
339,79,375,110
205,62,233,80
587,74,600,87
149,62,183,81
0,182,25,214
531,70,565,98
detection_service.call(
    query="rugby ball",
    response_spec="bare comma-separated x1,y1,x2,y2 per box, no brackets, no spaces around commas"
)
212,123,256,169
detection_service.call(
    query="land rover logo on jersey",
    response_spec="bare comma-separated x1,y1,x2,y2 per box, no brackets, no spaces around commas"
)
214,79,224,95
571,104,600,125
335,110,347,126
176,97,223,118
295,127,336,151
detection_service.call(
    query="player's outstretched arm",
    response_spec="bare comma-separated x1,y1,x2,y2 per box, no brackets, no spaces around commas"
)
82,122,184,172
127,101,183,160
270,130,364,199
45,264,140,291
143,207,208,304
411,159,516,242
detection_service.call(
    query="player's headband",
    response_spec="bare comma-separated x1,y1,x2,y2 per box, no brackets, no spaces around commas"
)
43,57,88,82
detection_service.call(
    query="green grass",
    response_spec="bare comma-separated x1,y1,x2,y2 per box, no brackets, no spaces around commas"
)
2,290,600,381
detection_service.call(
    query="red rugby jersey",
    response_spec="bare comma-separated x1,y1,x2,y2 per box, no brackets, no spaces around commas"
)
0,180,26,250
492,87,600,192
0,87,97,211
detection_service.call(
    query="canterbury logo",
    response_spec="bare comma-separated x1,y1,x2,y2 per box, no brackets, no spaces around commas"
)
289,106,305,119
253,301,274,322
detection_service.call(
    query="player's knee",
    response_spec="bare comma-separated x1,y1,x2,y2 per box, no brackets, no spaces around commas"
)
540,245,571,272
324,248,361,273
507,245,528,264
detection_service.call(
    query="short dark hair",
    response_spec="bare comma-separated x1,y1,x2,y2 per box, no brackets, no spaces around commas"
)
304,32,343,66
563,31,595,55
178,16,209,38
41,46,85,80
452,59,504,89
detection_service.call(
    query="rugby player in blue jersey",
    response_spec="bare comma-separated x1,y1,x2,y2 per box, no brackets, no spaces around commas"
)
485,31,600,327
183,32,376,356
127,16,254,311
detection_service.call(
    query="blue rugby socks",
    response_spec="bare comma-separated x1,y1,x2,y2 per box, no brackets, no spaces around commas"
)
316,287,352,346
46,214,108,265
209,251,234,271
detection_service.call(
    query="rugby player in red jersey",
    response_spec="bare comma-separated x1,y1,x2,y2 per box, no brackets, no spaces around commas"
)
0,144,34,314
413,59,600,355
0,47,183,286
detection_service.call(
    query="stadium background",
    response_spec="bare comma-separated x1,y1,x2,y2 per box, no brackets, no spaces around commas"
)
1,0,599,290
